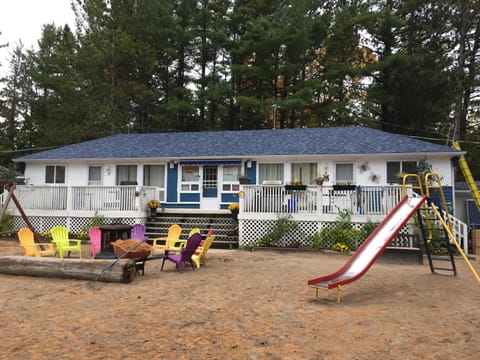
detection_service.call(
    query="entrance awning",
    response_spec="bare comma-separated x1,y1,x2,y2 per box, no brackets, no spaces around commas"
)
179,160,241,166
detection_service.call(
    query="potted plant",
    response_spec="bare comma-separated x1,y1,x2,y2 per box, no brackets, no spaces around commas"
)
228,202,239,220
147,200,161,217
238,175,248,184
315,174,329,186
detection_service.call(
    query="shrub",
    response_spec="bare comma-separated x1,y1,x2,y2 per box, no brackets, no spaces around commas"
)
0,212,13,232
81,211,106,235
309,210,372,251
256,214,298,248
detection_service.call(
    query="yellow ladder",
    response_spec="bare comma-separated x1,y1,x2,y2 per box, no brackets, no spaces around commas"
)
400,173,435,241
424,173,452,231
452,141,480,212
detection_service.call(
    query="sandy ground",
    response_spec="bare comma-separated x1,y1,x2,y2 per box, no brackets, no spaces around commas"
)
0,239,479,360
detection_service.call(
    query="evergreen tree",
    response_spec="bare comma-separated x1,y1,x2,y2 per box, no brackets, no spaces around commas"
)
361,0,454,137
0,0,478,173
0,44,26,164
191,0,231,130
27,24,85,146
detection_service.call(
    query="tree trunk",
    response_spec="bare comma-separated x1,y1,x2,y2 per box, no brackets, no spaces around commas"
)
0,256,137,283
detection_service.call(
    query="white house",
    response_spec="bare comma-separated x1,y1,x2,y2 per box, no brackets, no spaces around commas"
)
5,126,467,250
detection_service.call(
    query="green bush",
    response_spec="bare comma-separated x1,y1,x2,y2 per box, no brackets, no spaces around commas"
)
256,214,299,248
81,211,106,235
309,211,378,252
0,212,13,232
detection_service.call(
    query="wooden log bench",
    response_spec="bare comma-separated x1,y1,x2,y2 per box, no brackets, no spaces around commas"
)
0,256,137,283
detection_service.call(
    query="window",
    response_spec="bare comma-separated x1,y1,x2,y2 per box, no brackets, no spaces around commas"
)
144,165,166,201
223,165,241,182
116,165,137,185
181,166,200,191
335,163,354,184
259,163,284,184
182,166,200,182
222,165,242,191
88,166,102,185
291,163,317,185
387,161,418,183
45,165,65,184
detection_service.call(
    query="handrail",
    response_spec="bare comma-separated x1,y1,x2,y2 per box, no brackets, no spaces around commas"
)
431,203,480,283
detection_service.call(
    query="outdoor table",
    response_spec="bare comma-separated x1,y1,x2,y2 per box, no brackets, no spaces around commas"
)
132,255,165,275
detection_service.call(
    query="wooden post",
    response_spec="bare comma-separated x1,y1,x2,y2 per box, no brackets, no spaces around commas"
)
1,182,42,242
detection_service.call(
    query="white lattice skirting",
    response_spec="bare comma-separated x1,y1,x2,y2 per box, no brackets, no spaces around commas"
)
12,216,145,235
239,219,413,249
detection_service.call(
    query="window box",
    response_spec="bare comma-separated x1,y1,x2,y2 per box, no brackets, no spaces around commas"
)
333,184,356,191
285,185,307,191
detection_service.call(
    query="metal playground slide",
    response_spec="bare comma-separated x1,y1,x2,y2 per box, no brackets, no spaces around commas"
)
308,195,426,303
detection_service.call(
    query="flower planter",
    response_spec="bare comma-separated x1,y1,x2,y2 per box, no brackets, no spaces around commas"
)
285,185,307,191
332,184,356,191
149,207,157,217
230,209,239,220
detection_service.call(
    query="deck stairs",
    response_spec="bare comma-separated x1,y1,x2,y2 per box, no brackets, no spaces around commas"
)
145,212,239,249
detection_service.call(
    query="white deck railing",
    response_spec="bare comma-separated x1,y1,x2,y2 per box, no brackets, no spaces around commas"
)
240,185,404,216
2,185,158,213
0,184,407,216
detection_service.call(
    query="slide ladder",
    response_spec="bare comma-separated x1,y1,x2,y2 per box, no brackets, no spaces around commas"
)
451,141,480,212
418,173,456,276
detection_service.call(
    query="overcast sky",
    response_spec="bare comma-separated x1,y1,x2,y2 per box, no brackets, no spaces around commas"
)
0,0,75,72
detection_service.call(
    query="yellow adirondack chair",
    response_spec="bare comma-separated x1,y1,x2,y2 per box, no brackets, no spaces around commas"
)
174,228,201,249
192,235,215,268
50,226,82,259
17,228,55,257
151,224,183,255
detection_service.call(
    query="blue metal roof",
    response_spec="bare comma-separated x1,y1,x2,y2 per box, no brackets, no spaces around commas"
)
15,126,460,161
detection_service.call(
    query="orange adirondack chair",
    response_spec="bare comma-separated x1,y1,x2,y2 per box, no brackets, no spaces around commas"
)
17,228,55,257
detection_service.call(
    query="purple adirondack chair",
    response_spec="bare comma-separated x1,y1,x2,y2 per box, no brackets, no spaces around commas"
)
161,233,203,272
131,223,147,242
